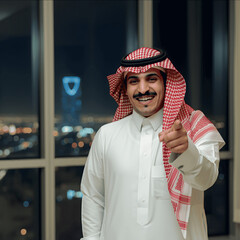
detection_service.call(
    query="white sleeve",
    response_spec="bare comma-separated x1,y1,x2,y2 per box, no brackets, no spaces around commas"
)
81,129,105,240
169,131,225,191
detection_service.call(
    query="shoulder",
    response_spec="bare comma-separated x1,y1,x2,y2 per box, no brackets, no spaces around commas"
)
92,115,132,150
180,104,210,126
100,114,131,134
182,106,225,147
94,115,132,142
189,110,212,126
188,110,220,143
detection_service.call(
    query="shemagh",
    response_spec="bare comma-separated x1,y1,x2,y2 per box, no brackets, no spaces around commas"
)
107,47,217,238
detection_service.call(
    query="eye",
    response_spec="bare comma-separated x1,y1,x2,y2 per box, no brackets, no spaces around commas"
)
148,77,157,82
128,79,138,85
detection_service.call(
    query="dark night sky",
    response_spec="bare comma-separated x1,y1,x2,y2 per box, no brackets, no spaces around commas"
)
0,1,138,117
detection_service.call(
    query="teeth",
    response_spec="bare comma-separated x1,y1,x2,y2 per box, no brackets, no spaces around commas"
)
138,96,154,102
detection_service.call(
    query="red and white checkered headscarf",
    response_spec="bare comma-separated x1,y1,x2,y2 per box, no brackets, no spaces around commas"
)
107,47,218,238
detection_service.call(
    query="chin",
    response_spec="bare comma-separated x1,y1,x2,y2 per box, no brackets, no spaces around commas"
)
137,109,155,117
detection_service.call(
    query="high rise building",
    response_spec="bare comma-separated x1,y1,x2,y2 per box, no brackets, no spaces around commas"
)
61,76,82,127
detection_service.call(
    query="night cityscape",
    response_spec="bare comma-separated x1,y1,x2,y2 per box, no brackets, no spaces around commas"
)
0,76,113,160
0,114,112,160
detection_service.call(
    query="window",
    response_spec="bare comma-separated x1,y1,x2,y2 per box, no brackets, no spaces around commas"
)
0,1,40,159
54,0,138,158
205,161,229,235
55,167,84,240
0,2,41,239
0,169,40,239
153,0,230,236
153,0,229,150
54,1,138,238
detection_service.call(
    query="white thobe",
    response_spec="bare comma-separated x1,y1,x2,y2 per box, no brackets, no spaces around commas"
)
81,109,225,240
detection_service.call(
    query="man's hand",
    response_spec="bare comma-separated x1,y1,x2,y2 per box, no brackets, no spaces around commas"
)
159,120,188,154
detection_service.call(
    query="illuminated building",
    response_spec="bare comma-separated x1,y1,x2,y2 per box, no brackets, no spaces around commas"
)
61,76,82,127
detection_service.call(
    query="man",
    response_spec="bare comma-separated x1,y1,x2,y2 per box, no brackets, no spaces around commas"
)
81,48,225,240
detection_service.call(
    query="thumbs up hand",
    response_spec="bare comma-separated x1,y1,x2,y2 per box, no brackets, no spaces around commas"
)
159,120,188,154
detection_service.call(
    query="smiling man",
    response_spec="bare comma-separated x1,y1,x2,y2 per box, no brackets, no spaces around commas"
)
81,48,225,240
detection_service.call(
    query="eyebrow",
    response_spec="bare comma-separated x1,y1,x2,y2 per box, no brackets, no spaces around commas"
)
127,76,138,80
146,73,160,78
127,73,160,80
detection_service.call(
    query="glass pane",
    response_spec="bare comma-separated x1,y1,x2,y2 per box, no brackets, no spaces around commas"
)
153,0,229,237
0,169,40,239
0,1,40,159
54,0,138,157
55,166,84,240
153,0,229,151
205,160,229,236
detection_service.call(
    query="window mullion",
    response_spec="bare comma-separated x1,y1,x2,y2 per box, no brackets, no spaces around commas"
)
138,0,153,48
40,1,55,240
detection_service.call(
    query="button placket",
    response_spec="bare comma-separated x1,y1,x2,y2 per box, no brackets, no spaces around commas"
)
137,120,153,225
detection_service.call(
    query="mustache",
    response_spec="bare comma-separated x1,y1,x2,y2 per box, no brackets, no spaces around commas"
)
133,91,157,99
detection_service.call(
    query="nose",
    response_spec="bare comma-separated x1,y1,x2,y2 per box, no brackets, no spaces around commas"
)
138,79,149,94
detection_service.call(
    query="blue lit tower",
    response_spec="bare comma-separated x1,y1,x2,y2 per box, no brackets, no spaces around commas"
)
61,76,82,126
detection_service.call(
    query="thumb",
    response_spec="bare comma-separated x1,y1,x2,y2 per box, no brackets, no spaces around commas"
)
159,131,164,142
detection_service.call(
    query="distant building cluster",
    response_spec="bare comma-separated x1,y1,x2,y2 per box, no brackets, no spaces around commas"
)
0,119,39,159
0,114,112,159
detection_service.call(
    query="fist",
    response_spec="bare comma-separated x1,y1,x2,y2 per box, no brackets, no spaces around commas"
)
159,120,188,154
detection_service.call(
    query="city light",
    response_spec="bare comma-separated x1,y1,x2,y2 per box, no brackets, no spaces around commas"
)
3,149,10,156
9,125,16,135
53,130,59,137
22,127,32,134
72,142,77,148
3,125,9,133
67,190,83,200
22,142,30,148
79,127,94,137
67,190,75,200
16,127,22,134
23,201,30,208
62,126,73,133
20,228,27,236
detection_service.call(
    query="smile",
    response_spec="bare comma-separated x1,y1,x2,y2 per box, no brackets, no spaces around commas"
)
136,96,155,102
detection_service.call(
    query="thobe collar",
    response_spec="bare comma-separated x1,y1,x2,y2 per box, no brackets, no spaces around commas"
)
132,108,163,132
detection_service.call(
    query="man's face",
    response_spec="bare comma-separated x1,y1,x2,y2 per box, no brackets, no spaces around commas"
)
125,68,165,117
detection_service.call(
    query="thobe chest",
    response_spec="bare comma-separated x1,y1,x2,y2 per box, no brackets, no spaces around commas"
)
101,126,184,240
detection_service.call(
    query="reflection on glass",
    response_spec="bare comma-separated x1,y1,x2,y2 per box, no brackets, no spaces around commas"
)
205,160,229,236
54,0,138,157
55,167,84,240
0,169,40,240
0,1,40,159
